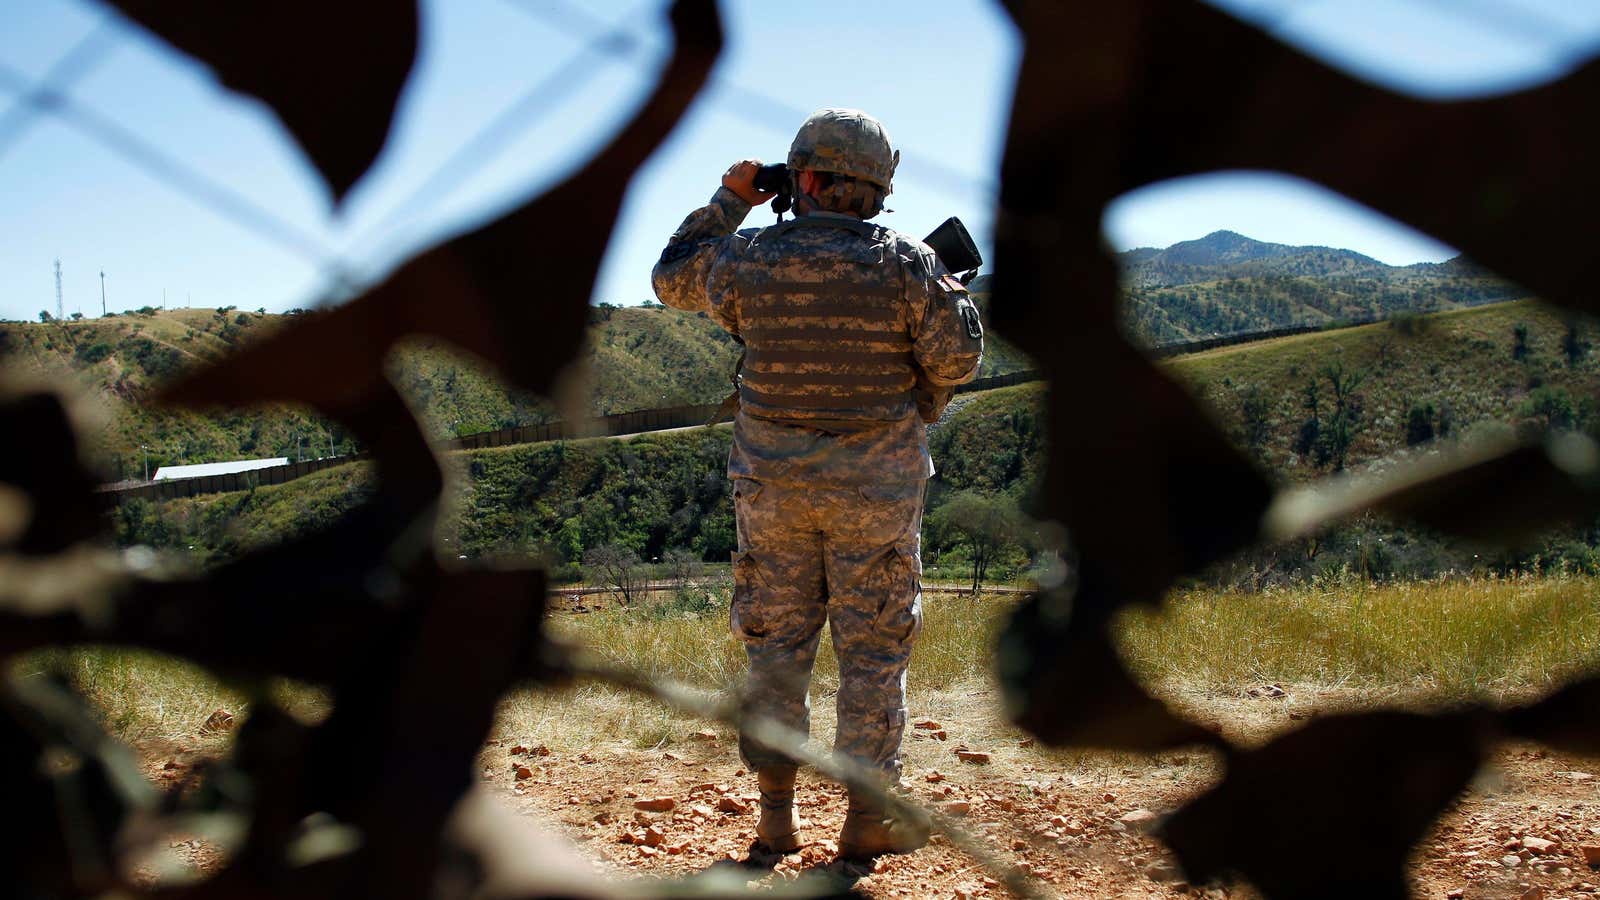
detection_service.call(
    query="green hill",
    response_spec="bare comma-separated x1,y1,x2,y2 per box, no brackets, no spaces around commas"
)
1113,231,1525,345
108,299,1600,586
2,300,1035,481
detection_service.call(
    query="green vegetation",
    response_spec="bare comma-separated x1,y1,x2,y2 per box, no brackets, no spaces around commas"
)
1176,301,1600,475
4,303,1033,483
111,300,1600,584
1116,231,1523,345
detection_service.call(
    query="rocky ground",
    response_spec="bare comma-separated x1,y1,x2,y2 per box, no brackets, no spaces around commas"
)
133,689,1600,899
476,689,1600,900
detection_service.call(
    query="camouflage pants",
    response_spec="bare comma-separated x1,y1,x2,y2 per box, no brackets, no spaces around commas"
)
730,477,926,778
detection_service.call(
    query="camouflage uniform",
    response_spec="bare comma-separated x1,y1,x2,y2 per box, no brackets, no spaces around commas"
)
652,138,982,781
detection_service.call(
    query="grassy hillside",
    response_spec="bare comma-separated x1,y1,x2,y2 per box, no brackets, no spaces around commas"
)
1177,301,1599,475
0,307,341,482
3,301,1035,480
1114,231,1524,345
113,300,1600,570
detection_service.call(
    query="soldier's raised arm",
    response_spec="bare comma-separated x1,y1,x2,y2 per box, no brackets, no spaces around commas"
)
906,243,983,387
651,160,773,313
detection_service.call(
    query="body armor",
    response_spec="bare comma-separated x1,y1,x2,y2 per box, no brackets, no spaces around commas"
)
733,216,918,431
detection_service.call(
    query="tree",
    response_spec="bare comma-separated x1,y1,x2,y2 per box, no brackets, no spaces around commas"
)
37,310,52,322
1237,385,1272,459
1294,378,1321,458
1316,360,1367,471
930,491,1025,594
1565,320,1588,366
583,543,646,606
663,546,703,584
1405,402,1436,446
1522,386,1577,432
1513,321,1530,361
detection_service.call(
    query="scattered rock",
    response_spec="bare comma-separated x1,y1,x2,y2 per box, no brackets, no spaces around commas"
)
200,708,235,733
933,730,949,741
1581,844,1600,867
1520,887,1545,900
955,750,990,764
925,771,946,783
939,800,972,816
1246,684,1286,699
690,729,717,741
666,839,692,855
162,759,180,771
716,796,749,814
1120,809,1159,833
1446,889,1465,900
1500,854,1521,868
643,826,665,847
510,744,527,755
1049,816,1084,836
514,765,533,781
1522,836,1558,854
1144,860,1182,882
634,797,677,813
1018,738,1035,749
915,720,943,730
1566,772,1595,782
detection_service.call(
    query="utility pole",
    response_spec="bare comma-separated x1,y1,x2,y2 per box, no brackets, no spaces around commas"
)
99,270,106,317
141,445,149,482
54,259,64,321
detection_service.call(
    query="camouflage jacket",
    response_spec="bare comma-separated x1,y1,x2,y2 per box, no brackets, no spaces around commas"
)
652,187,982,486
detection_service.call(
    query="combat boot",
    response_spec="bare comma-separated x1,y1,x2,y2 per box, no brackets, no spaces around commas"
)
754,765,802,853
837,784,930,860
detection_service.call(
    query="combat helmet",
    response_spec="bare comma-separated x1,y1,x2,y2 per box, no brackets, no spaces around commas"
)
787,108,899,195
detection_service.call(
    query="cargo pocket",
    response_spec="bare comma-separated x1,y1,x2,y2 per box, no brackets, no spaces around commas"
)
732,478,763,505
729,550,768,643
871,544,923,646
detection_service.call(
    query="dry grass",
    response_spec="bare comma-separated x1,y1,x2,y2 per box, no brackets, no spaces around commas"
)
1118,574,1600,703
496,591,1009,752
28,578,1600,754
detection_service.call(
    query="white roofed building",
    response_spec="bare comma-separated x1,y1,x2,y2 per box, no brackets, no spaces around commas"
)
152,457,290,481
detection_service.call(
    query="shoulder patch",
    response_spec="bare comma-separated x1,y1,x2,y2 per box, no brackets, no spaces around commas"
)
957,297,983,341
937,274,967,294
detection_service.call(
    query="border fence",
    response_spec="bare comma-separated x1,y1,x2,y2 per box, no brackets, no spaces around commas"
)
95,309,1407,505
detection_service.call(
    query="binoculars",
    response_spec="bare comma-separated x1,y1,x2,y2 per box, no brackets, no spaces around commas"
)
748,164,982,278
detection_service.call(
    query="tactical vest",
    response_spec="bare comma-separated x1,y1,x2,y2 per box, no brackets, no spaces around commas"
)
732,216,917,431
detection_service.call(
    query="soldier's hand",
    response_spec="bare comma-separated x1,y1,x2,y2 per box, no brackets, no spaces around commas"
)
723,159,776,206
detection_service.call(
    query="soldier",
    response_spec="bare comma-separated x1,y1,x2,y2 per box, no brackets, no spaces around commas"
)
651,108,983,859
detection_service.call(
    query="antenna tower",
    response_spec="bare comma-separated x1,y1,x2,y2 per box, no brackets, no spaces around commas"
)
53,259,63,321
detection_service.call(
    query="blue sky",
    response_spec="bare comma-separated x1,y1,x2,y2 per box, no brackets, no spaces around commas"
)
1,0,1597,321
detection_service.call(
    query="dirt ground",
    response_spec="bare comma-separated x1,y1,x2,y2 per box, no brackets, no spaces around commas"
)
136,687,1600,899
